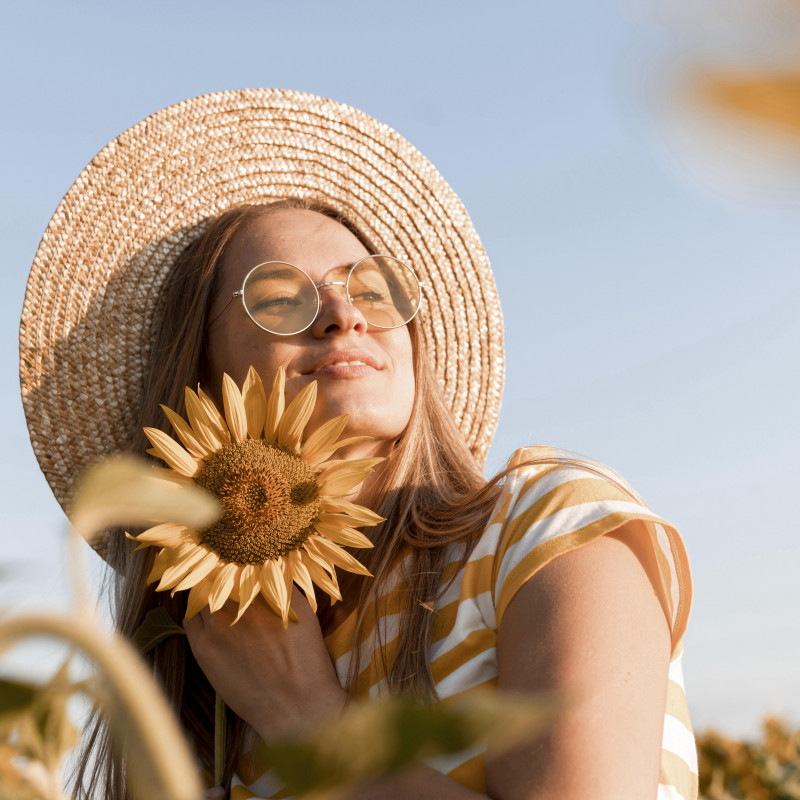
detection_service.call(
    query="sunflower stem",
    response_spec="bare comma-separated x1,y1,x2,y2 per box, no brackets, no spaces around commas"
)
215,692,226,787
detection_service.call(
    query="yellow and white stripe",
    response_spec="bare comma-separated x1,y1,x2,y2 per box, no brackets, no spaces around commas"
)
233,446,697,800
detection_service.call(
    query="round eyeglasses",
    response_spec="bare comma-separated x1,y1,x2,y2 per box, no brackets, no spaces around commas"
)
209,255,423,336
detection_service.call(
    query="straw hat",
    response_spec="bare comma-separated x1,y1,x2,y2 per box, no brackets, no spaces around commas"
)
19,88,504,529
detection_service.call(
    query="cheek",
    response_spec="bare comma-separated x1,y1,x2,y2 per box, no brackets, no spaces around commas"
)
206,322,286,393
394,336,416,418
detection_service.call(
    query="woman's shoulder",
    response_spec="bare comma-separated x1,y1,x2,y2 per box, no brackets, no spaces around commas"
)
500,444,643,500
479,445,655,547
473,445,692,652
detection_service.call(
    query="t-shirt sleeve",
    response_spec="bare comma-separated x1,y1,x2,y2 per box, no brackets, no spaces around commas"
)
491,447,692,654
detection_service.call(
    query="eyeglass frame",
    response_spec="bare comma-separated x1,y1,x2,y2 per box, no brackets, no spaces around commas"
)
208,254,424,336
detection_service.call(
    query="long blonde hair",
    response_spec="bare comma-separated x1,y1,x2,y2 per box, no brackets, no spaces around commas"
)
74,199,506,797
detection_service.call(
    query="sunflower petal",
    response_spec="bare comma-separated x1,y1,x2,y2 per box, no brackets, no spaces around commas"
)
234,565,262,623
222,373,248,443
127,522,194,546
257,583,284,619
172,551,220,593
147,547,174,584
318,499,385,526
330,435,373,450
144,428,199,478
314,520,374,549
234,590,267,624
149,541,199,585
129,531,197,554
317,436,373,462
242,367,267,440
198,387,232,444
301,548,342,602
207,562,239,613
157,546,211,591
278,381,318,452
286,550,317,612
259,558,289,628
316,458,384,496
185,387,226,452
305,535,372,577
239,563,258,596
151,467,196,487
161,405,206,458
300,414,349,466
185,574,217,619
280,557,296,626
264,367,286,442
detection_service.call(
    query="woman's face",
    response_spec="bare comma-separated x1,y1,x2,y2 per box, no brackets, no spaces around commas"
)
206,209,415,458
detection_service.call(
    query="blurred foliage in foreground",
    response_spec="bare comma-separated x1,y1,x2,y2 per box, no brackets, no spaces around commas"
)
263,690,561,797
0,455,561,799
698,717,800,800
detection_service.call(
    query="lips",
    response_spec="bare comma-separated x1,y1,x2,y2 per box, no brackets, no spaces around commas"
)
303,349,381,375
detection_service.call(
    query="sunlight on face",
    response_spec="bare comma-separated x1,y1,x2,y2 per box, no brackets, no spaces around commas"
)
206,209,416,459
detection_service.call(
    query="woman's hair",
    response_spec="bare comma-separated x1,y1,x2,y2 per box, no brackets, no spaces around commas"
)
73,198,506,798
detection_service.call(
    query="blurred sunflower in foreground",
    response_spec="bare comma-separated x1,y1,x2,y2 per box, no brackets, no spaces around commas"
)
694,69,800,142
632,0,800,203
129,366,383,627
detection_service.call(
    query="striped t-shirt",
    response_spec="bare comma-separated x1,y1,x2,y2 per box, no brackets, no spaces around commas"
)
233,447,696,800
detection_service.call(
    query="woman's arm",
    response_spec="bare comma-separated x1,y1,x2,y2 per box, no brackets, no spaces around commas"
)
188,521,671,799
487,523,671,800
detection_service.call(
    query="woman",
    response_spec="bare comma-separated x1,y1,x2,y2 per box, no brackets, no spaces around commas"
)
20,90,695,799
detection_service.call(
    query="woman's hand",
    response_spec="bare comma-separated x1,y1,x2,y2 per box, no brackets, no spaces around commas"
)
183,588,349,743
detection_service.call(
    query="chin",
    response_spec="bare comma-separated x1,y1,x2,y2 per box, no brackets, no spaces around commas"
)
312,392,407,441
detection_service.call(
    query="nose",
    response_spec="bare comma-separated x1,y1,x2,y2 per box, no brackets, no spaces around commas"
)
310,283,368,337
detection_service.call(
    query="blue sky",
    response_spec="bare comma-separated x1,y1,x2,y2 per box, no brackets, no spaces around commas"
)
2,0,799,737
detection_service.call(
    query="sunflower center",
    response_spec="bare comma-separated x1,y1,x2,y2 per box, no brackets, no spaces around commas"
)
194,440,320,565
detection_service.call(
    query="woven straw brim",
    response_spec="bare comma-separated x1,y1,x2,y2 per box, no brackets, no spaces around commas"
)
19,88,504,524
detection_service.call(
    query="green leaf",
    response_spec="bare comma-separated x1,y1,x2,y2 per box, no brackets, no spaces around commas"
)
0,679,37,721
0,659,81,769
132,608,187,654
0,680,39,754
262,688,563,796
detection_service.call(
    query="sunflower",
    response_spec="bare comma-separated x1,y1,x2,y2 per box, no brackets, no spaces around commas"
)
128,366,384,628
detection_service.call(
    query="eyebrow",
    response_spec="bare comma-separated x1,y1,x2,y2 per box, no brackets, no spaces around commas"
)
247,267,300,283
328,262,356,278
247,261,363,286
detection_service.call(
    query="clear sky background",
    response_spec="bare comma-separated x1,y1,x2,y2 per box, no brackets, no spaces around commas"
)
2,0,799,738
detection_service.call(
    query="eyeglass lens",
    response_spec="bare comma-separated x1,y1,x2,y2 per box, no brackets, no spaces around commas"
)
242,257,421,335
